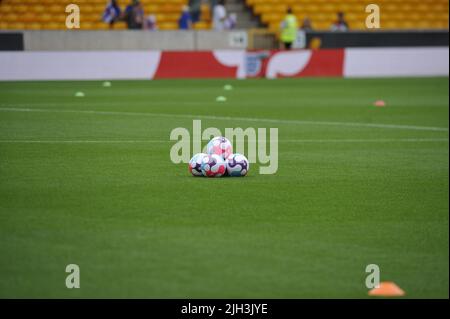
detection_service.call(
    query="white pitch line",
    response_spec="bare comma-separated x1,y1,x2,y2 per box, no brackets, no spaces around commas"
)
0,138,447,144
0,106,448,132
0,140,166,144
281,138,449,143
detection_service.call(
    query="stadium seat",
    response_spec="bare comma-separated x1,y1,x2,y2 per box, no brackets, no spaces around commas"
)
193,21,211,30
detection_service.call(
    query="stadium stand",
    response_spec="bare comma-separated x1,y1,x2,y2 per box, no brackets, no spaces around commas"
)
0,0,448,31
0,0,211,30
247,0,449,32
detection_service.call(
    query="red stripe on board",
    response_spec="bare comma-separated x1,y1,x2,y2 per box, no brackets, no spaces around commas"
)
154,51,238,79
297,49,344,77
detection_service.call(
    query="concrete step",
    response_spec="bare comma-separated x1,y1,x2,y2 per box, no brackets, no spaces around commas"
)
225,0,261,29
226,3,245,12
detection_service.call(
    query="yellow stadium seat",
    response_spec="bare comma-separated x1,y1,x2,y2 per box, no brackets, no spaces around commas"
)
160,4,183,13
159,21,178,30
144,4,159,13
32,5,46,14
84,15,100,23
3,0,22,4
48,5,64,14
261,13,283,24
436,21,449,29
44,22,62,30
3,13,19,22
253,4,270,15
112,22,127,30
0,5,13,14
320,4,339,13
37,14,52,23
312,12,335,22
28,22,42,30
93,22,109,30
22,12,37,23
314,21,330,30
14,5,28,13
156,13,179,23
79,5,95,14
80,22,96,30
350,20,366,30
193,21,210,30
8,22,26,29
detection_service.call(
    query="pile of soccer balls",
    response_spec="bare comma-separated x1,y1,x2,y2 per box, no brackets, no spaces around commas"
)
189,136,249,177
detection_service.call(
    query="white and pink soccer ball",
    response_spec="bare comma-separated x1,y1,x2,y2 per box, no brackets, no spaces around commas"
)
226,153,249,177
206,136,233,160
189,137,249,177
201,154,227,177
189,153,208,176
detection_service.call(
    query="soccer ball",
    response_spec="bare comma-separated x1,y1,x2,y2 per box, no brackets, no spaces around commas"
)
226,153,249,177
201,154,227,177
206,136,233,160
189,153,208,176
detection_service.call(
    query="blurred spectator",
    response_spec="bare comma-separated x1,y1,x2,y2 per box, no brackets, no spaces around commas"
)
212,0,227,31
178,5,192,30
124,0,145,30
280,8,298,50
301,17,313,31
144,14,158,30
225,13,237,30
102,0,122,29
209,0,218,10
331,12,349,31
189,0,202,24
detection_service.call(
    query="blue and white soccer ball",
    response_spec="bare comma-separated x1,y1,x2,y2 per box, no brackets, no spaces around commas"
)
226,153,249,177
201,154,227,177
206,136,233,160
189,153,208,176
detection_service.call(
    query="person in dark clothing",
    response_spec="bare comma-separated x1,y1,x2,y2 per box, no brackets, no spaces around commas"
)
189,0,202,24
301,17,313,31
124,0,144,30
331,11,349,31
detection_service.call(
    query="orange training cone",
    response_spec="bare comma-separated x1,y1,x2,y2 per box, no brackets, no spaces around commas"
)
368,281,405,297
374,100,386,107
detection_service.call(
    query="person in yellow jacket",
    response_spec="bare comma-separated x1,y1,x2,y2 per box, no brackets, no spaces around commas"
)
280,8,298,50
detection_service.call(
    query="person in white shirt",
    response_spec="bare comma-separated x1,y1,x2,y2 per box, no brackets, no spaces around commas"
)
225,12,237,30
212,0,227,31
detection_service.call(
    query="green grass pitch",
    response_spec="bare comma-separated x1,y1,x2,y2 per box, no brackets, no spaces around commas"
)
0,77,448,298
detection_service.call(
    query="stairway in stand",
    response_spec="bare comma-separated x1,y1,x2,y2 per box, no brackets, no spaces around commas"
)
224,0,261,29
